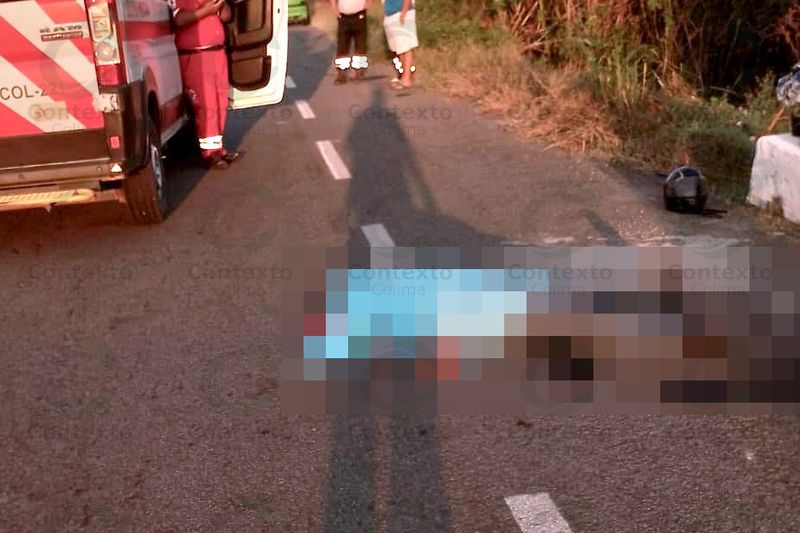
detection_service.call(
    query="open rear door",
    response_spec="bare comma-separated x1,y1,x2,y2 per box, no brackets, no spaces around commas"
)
226,0,287,110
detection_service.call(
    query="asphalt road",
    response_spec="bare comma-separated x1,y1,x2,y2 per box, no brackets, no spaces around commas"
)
2,26,800,533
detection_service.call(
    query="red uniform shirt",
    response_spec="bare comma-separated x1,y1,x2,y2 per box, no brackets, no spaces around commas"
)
170,0,226,50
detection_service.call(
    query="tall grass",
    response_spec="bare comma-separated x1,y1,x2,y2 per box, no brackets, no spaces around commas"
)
416,0,795,200
480,0,796,100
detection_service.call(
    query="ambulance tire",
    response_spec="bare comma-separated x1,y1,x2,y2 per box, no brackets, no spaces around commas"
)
125,118,169,224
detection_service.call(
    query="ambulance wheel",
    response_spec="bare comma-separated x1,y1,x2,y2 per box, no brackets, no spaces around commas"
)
125,118,169,224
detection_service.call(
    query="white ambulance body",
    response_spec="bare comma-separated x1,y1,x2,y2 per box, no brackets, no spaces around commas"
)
0,0,287,223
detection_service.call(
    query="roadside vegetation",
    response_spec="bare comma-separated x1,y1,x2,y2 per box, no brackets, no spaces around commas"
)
312,0,800,202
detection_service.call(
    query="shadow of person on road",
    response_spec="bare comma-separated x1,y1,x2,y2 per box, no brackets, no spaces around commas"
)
344,88,503,246
288,26,338,103
323,87,504,532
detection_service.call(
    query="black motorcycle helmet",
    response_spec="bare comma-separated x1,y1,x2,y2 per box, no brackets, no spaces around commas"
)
663,166,708,214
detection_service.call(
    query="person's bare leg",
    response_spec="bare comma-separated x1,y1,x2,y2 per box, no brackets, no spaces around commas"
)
401,50,414,87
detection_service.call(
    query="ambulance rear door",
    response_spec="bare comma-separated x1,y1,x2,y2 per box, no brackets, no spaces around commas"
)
226,0,287,110
0,0,107,170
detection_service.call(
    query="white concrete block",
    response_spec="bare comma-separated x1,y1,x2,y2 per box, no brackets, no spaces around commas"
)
748,133,800,224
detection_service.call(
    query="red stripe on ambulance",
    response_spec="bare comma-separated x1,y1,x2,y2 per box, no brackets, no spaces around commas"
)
37,0,95,66
0,100,43,136
38,0,85,24
0,17,102,129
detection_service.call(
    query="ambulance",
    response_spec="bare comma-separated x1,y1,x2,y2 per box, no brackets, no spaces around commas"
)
0,0,287,223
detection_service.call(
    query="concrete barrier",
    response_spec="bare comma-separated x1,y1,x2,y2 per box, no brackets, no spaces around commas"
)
748,133,800,224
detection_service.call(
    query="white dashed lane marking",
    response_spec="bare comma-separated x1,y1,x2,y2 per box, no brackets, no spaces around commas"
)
286,76,296,88
505,493,573,533
315,140,352,180
295,100,316,119
361,224,395,247
542,236,576,245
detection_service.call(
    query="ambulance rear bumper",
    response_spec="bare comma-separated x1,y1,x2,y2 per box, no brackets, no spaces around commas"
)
0,158,123,212
0,158,119,188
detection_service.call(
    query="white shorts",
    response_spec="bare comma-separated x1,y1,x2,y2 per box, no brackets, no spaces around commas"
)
383,9,418,55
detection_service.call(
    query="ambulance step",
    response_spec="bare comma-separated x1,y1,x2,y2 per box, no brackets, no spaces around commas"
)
0,188,106,208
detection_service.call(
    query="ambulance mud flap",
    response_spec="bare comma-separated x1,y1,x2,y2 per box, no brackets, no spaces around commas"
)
102,80,148,172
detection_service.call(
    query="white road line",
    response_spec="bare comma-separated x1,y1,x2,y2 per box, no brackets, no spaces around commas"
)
286,76,297,89
361,224,395,248
295,100,316,119
315,141,352,180
505,494,573,533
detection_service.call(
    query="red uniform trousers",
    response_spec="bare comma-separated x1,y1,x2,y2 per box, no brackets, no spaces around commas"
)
179,49,229,159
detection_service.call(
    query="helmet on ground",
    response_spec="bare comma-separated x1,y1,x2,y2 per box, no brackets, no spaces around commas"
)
663,166,708,213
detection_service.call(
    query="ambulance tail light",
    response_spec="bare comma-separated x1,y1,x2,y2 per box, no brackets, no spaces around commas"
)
87,0,126,86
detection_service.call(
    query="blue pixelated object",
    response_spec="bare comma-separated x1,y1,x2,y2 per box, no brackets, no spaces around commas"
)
348,313,372,336
303,336,326,359
325,336,349,359
776,63,800,107
414,313,437,336
392,313,416,336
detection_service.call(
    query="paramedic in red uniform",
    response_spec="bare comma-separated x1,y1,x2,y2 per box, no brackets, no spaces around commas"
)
171,0,241,170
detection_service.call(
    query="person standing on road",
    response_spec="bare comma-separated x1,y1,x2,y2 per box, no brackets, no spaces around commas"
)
171,0,242,170
331,0,371,85
383,0,417,89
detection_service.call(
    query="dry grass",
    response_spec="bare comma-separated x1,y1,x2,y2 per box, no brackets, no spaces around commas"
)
422,41,621,155
521,69,622,153
309,0,337,34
